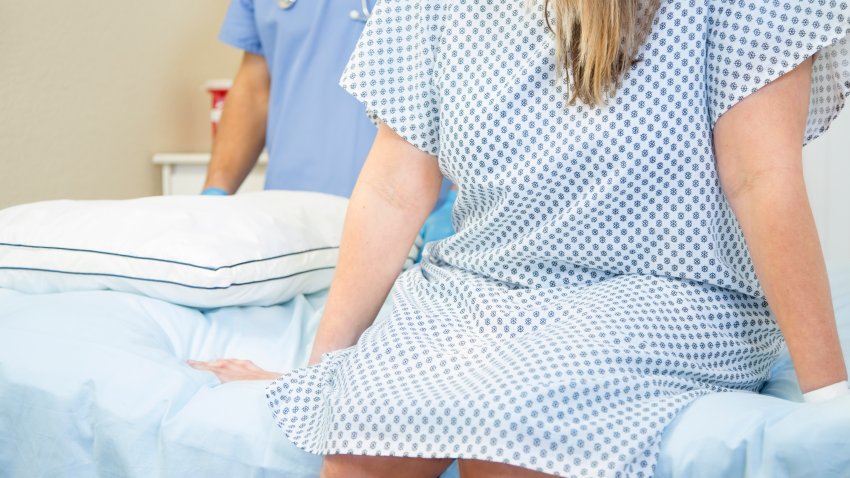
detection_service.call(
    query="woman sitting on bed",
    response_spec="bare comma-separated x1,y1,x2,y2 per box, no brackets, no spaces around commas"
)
190,0,850,476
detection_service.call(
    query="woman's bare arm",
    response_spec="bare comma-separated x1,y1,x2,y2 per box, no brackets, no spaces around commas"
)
188,123,443,380
713,56,848,394
305,123,444,365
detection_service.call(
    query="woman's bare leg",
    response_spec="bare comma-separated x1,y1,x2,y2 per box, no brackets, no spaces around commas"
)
458,458,559,478
321,454,454,478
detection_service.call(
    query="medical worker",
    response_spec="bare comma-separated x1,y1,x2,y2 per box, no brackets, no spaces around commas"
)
200,0,456,244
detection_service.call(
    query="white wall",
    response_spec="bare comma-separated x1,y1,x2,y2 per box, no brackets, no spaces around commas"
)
803,110,850,270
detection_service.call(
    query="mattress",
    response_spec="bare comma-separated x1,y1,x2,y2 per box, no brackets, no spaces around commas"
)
1,270,849,477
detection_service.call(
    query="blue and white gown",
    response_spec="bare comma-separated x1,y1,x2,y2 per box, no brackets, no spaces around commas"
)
267,1,850,476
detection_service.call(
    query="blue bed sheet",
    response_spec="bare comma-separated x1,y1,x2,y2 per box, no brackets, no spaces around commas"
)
1,271,849,477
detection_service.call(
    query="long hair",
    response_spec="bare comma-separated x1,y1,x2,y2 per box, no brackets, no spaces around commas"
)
544,0,661,106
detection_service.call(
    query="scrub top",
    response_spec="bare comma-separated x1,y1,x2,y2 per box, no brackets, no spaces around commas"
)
219,0,452,204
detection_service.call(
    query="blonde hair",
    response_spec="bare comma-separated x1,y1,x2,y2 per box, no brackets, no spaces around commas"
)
544,0,661,106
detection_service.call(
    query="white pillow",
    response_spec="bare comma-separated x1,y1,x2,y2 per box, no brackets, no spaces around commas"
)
0,191,420,308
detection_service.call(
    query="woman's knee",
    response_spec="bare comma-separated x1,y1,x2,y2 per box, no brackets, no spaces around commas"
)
321,454,453,478
457,458,558,478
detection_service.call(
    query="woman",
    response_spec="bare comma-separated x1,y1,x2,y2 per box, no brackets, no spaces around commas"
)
189,0,850,476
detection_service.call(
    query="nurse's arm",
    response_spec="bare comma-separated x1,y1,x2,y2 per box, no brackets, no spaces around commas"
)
306,122,444,366
712,55,848,394
202,52,270,194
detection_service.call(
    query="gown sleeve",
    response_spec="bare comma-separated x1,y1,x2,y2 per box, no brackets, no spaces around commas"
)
339,0,442,156
706,0,850,144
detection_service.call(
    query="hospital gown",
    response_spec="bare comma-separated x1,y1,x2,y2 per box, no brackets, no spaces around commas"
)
267,0,850,476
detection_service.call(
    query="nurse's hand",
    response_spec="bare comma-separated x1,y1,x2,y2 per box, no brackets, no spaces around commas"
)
416,189,457,262
186,358,281,382
200,187,230,196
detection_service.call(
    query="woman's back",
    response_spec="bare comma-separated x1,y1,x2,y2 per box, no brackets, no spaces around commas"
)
268,1,850,476
341,0,850,298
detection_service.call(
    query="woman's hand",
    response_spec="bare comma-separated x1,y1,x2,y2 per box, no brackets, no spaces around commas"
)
186,358,281,383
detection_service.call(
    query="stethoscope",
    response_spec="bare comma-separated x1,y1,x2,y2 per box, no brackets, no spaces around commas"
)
277,0,371,23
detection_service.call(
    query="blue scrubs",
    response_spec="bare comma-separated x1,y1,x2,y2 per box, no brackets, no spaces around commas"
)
215,14,457,468
219,0,451,206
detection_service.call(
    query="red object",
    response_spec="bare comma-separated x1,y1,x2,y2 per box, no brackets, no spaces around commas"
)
205,80,233,138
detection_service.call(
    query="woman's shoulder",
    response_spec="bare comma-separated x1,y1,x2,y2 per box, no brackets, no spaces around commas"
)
704,0,850,142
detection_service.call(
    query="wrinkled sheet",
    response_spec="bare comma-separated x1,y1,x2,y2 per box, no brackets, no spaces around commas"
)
1,270,849,477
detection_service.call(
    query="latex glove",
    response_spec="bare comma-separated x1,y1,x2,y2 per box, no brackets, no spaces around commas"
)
201,187,230,196
416,189,457,262
802,380,850,403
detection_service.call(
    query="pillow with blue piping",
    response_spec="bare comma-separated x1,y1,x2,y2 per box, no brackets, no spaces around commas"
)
0,191,420,308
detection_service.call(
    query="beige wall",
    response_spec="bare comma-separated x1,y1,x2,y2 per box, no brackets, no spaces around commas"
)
0,0,241,209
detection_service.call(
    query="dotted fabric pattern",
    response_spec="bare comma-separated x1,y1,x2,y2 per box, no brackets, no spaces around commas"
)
267,0,849,476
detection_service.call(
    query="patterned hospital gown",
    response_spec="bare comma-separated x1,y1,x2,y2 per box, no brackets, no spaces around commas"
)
268,0,850,476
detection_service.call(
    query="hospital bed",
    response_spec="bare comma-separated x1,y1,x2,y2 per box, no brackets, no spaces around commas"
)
0,191,848,478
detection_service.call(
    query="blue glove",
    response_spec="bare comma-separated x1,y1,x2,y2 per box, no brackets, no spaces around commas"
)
416,189,457,263
201,187,230,196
